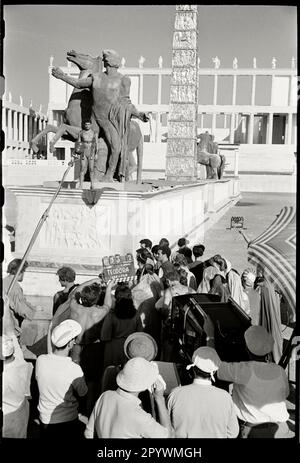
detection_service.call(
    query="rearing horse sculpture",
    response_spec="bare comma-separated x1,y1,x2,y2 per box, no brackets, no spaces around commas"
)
31,50,146,183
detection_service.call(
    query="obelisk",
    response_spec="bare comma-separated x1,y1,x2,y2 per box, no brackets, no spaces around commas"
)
166,5,199,182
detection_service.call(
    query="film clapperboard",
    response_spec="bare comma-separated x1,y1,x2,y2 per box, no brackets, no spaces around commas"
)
102,253,136,284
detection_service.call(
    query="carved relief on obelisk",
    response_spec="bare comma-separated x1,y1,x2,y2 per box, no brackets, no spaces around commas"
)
166,5,199,182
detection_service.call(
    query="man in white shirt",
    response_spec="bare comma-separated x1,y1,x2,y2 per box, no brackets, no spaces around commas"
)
85,357,173,438
2,335,33,438
204,320,293,438
167,346,239,438
36,319,88,438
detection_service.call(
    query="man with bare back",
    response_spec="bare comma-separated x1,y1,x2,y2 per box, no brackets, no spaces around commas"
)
52,49,149,182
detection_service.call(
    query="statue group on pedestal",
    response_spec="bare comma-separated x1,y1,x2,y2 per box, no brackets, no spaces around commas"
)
31,50,149,185
197,131,226,180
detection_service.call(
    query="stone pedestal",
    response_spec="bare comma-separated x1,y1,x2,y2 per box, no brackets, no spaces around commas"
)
166,5,199,182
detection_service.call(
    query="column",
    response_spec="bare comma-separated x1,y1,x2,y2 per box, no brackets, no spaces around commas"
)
267,113,273,144
251,74,256,106
247,113,254,144
199,113,203,130
229,113,235,143
286,113,293,145
13,111,18,141
166,5,198,182
212,74,218,133
24,114,28,143
157,73,162,105
7,108,13,140
156,112,162,143
19,112,23,142
139,73,144,105
223,114,227,129
232,75,237,105
211,113,216,134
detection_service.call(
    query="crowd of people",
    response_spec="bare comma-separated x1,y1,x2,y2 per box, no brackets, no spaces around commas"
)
2,235,293,439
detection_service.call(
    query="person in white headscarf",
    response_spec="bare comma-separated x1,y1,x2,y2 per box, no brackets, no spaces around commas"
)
167,346,239,438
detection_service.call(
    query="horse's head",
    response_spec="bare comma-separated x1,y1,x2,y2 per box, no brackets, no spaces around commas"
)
66,50,101,72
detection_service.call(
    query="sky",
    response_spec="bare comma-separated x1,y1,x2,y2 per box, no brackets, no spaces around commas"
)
3,4,297,111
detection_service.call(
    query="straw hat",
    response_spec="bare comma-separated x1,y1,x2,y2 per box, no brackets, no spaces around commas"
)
51,319,82,348
186,347,221,374
2,335,15,358
116,357,159,392
244,325,274,356
124,332,158,361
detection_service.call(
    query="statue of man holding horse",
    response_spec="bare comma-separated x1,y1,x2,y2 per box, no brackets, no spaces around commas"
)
52,49,149,182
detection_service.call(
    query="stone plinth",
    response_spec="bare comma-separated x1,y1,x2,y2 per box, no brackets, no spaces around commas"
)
10,178,240,297
166,5,199,182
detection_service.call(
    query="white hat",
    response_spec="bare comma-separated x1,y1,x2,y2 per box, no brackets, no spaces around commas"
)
116,357,159,392
244,325,274,356
2,335,15,358
51,319,82,348
124,332,158,361
186,347,221,377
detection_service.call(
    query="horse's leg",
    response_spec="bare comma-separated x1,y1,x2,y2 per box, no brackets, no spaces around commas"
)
30,124,58,153
49,124,81,153
135,137,143,184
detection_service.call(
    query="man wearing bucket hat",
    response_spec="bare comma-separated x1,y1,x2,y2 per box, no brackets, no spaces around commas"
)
167,347,239,438
35,319,88,438
85,357,172,438
2,335,33,438
213,325,293,438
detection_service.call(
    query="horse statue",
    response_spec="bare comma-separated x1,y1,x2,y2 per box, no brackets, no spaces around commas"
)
31,50,145,183
197,131,226,179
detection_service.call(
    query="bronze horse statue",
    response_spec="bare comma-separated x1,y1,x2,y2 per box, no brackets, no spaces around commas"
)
197,131,226,179
31,50,145,183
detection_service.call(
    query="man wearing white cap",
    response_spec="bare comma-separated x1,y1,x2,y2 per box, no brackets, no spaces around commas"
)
35,319,88,438
167,347,239,438
209,324,293,438
85,357,172,438
2,335,33,438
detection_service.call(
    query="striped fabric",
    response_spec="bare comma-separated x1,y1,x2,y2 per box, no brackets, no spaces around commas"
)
248,206,296,316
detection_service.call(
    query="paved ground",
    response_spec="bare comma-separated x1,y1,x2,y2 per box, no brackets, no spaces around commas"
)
203,191,296,274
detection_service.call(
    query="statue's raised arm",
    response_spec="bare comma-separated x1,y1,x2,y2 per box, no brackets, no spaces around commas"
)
52,67,93,89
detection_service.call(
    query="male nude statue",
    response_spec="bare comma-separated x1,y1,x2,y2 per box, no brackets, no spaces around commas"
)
76,120,97,189
52,49,149,182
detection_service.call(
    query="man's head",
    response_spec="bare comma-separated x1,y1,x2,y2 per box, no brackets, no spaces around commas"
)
244,326,274,359
83,120,92,130
7,258,28,282
177,237,189,249
51,319,82,351
78,283,101,307
151,245,160,261
157,245,171,262
186,346,221,381
116,357,159,393
139,238,152,251
178,246,193,263
102,49,121,68
57,266,76,287
193,244,205,259
159,237,169,247
164,270,181,286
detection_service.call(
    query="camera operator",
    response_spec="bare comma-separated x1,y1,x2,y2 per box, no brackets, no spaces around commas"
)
203,315,293,439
